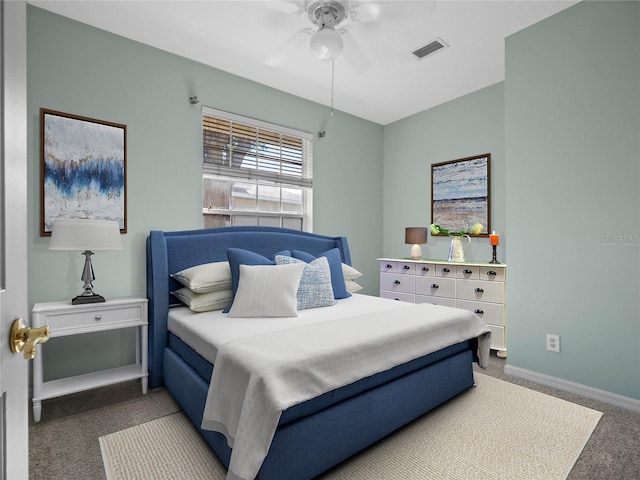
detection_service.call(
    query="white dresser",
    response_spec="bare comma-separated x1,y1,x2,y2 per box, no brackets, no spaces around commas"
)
378,258,507,357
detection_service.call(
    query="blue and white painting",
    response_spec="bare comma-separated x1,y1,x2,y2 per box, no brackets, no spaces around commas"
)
42,110,126,234
431,155,489,233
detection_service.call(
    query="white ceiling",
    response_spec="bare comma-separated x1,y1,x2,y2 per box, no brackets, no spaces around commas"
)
29,0,579,125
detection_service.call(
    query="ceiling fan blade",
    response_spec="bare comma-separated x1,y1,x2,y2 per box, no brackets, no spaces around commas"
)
264,27,314,67
341,30,372,72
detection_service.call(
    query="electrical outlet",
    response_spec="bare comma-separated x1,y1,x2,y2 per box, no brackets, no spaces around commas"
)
546,334,560,353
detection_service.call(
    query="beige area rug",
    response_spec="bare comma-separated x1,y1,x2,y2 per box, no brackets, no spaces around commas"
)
100,373,602,480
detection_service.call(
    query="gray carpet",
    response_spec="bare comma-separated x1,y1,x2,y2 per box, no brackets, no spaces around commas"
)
29,352,640,479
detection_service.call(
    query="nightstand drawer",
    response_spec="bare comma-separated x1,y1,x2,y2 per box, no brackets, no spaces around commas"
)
42,305,145,336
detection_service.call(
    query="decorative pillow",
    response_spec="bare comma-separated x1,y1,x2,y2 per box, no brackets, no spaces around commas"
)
291,249,351,299
275,255,336,310
172,288,233,312
345,280,363,293
342,263,362,281
227,263,305,318
225,248,276,313
171,261,232,293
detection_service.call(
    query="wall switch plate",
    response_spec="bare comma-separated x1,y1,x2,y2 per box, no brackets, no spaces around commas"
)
546,334,560,353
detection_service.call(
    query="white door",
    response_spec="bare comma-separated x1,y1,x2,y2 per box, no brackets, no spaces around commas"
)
0,1,29,478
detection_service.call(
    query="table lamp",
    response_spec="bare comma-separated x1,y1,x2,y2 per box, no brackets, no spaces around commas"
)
405,227,428,260
49,219,123,304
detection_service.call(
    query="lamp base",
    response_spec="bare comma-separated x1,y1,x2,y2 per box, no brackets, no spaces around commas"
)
409,244,422,260
72,293,105,305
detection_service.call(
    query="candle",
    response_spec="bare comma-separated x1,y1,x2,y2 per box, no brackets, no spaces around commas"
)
490,231,499,246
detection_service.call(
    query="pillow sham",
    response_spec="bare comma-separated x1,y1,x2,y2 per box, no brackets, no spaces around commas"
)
342,263,362,281
227,263,305,318
171,261,232,293
345,280,363,293
291,249,351,299
172,287,233,313
275,255,336,310
226,248,276,313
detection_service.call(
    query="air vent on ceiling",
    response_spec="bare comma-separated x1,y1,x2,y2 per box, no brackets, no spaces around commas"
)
412,38,448,60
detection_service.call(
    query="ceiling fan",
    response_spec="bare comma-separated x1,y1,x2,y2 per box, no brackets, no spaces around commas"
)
307,1,349,60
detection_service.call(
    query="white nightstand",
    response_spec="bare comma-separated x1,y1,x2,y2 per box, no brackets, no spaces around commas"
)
31,296,148,423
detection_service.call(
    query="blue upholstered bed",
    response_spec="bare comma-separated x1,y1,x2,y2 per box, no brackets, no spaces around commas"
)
146,226,488,480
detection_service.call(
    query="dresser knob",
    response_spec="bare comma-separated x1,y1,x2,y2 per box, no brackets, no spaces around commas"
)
474,309,484,314
402,265,410,270
95,315,102,320
441,267,450,273
431,284,439,289
385,264,392,269
487,271,497,276
463,269,472,274
393,280,401,285
421,267,429,272
474,288,484,293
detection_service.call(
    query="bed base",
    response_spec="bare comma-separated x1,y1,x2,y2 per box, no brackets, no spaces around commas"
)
164,343,474,480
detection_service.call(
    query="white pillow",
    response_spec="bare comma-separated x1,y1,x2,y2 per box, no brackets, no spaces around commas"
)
171,261,232,293
345,280,363,293
227,263,305,318
342,263,362,281
172,288,233,312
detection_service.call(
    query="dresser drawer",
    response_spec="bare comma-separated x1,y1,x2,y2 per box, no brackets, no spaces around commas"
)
456,280,504,303
397,262,416,275
380,290,414,303
435,265,456,278
456,266,480,280
480,266,505,282
414,263,435,277
415,295,457,308
380,272,415,293
456,300,505,326
42,305,144,336
488,325,506,350
380,261,397,273
415,276,455,298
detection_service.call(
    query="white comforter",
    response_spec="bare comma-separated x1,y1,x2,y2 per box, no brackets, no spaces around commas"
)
198,297,491,480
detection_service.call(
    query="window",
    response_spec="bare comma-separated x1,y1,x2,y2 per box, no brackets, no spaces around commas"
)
202,107,313,231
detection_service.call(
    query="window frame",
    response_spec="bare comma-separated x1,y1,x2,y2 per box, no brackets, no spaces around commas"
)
201,107,313,231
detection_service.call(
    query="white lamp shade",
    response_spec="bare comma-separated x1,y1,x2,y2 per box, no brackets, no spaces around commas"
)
49,219,123,251
310,27,343,60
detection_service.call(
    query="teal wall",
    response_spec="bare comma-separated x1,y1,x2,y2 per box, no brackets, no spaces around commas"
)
382,83,506,262
27,6,383,308
27,2,640,402
505,1,640,398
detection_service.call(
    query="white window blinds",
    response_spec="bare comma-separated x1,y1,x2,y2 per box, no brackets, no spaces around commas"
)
202,107,313,188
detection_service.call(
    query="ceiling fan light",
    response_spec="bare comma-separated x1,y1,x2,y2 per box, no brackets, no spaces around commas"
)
310,27,343,60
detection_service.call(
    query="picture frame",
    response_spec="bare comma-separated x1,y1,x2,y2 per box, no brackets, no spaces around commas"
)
431,153,490,236
40,109,127,236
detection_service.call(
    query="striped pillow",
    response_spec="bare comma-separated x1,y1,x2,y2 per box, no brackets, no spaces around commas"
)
227,263,304,318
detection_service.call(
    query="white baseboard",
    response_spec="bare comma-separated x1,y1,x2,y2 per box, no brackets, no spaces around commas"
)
504,364,640,413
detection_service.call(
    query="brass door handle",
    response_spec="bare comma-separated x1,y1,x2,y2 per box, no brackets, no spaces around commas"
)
10,318,50,360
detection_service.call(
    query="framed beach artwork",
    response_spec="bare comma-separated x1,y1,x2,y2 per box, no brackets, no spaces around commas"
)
40,109,127,236
431,154,490,236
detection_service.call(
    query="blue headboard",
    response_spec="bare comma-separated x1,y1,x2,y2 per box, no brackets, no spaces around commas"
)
146,226,351,388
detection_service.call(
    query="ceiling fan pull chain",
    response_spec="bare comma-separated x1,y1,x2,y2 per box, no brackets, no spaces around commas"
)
331,60,335,117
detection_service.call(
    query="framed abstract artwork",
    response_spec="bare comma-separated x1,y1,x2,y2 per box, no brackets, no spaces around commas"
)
40,109,127,236
431,153,490,236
